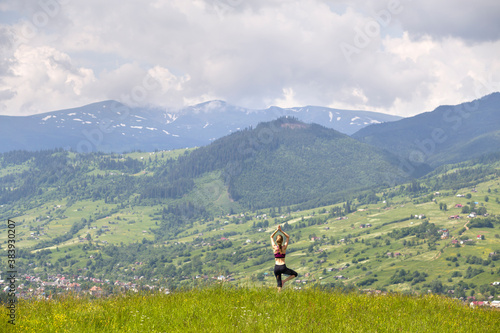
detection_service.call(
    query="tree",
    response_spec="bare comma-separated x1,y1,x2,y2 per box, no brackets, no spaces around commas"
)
430,279,444,294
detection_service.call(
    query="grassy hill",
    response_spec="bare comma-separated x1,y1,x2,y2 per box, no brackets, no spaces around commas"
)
3,287,499,332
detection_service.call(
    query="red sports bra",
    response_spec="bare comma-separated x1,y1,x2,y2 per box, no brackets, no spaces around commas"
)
274,252,286,258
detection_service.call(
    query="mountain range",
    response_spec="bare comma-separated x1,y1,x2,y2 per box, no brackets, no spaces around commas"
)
0,100,401,153
1,92,498,179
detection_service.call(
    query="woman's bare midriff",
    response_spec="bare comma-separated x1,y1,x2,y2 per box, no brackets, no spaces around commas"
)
275,258,285,265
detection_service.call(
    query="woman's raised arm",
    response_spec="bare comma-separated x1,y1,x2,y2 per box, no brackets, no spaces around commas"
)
280,226,290,247
270,228,278,246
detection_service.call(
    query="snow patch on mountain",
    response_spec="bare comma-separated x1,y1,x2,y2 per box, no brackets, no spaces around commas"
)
0,99,404,154
165,113,178,124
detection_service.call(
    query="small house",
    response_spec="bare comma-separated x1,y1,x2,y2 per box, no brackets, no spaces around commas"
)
440,229,449,239
89,286,103,297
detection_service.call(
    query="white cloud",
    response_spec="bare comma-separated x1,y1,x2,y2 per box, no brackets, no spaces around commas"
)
378,33,500,115
397,0,500,42
0,0,499,116
273,87,300,108
0,44,96,115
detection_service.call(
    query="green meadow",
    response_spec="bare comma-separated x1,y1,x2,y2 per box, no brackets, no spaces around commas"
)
2,287,499,333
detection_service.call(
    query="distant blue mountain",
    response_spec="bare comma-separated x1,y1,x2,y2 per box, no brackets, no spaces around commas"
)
0,100,401,153
352,92,500,167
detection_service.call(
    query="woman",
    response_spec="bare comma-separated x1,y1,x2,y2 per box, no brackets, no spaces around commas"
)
270,225,298,291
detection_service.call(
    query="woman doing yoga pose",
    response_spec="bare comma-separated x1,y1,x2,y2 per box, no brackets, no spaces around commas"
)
270,225,298,291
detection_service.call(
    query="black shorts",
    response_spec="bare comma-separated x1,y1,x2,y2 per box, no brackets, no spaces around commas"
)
274,264,298,287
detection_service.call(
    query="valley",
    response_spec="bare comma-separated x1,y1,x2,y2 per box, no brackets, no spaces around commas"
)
1,147,499,302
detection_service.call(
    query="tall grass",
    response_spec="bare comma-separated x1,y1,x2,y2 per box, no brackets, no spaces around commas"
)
2,287,499,332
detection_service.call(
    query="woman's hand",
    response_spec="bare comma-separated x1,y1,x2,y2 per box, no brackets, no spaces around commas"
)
278,224,282,231
271,229,278,238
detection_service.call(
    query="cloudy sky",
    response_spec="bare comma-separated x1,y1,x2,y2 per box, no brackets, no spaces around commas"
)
0,0,499,117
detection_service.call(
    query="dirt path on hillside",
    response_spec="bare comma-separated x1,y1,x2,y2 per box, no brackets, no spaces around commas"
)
265,213,322,232
464,220,470,231
432,249,443,260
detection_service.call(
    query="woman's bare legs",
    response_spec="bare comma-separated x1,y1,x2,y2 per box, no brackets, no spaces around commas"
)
280,275,297,289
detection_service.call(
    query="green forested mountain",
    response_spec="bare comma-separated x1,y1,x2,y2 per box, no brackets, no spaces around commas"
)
352,92,500,168
141,117,410,209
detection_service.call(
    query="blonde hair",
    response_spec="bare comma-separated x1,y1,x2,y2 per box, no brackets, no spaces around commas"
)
276,234,283,252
